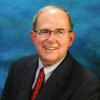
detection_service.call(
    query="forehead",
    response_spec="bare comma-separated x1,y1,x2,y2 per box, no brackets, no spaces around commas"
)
36,8,70,29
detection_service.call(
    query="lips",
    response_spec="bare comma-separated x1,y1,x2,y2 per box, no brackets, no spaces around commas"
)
45,47,57,50
44,45,58,50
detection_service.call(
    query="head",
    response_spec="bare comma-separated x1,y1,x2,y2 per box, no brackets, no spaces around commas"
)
30,6,75,66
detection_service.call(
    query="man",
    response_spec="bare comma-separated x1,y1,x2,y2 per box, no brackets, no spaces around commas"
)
1,6,100,100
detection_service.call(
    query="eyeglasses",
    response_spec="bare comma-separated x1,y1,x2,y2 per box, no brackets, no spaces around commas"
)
34,29,71,38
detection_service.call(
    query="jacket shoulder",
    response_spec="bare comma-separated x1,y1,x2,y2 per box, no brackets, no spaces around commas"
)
14,55,38,63
72,58,97,80
70,58,100,99
11,55,38,71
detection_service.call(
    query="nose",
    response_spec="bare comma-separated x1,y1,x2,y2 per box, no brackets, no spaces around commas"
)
47,32,57,43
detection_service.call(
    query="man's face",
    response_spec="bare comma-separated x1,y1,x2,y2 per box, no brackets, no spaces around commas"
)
30,8,75,66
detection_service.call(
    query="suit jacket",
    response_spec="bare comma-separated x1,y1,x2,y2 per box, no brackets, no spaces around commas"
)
1,52,100,100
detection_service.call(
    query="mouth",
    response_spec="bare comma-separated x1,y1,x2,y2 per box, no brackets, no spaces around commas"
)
44,45,58,50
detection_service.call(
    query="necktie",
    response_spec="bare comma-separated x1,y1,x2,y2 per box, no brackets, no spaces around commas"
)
31,68,45,100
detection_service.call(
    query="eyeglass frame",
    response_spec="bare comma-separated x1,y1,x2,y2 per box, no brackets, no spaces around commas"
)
34,28,72,37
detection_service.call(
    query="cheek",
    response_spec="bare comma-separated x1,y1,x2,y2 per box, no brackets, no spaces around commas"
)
59,38,69,48
34,37,45,48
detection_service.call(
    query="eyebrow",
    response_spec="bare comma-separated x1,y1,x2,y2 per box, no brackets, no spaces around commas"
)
37,28,68,30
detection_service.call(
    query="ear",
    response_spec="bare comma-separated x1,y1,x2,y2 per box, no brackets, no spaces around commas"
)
68,32,75,47
30,31,36,43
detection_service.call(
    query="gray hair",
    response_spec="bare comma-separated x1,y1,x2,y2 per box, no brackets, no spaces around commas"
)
32,6,73,31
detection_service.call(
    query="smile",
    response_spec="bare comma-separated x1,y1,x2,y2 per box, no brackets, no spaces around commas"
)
44,46,58,50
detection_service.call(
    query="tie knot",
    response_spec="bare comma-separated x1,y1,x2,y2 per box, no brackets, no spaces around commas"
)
39,68,45,78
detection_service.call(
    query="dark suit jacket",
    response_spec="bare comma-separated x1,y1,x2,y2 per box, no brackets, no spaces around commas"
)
1,52,100,100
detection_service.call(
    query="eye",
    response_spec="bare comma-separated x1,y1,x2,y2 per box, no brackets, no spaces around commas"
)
40,29,49,34
56,29,64,34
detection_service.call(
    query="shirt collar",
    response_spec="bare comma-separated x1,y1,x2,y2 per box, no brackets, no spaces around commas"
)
38,56,65,77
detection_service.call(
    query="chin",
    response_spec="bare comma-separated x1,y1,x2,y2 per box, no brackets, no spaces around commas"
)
44,57,56,62
43,57,59,65
44,54,57,60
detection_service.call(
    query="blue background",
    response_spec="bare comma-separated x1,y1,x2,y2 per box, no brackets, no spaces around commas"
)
0,0,100,95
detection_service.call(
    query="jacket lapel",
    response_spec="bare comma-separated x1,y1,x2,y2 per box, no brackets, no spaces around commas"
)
36,52,73,100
